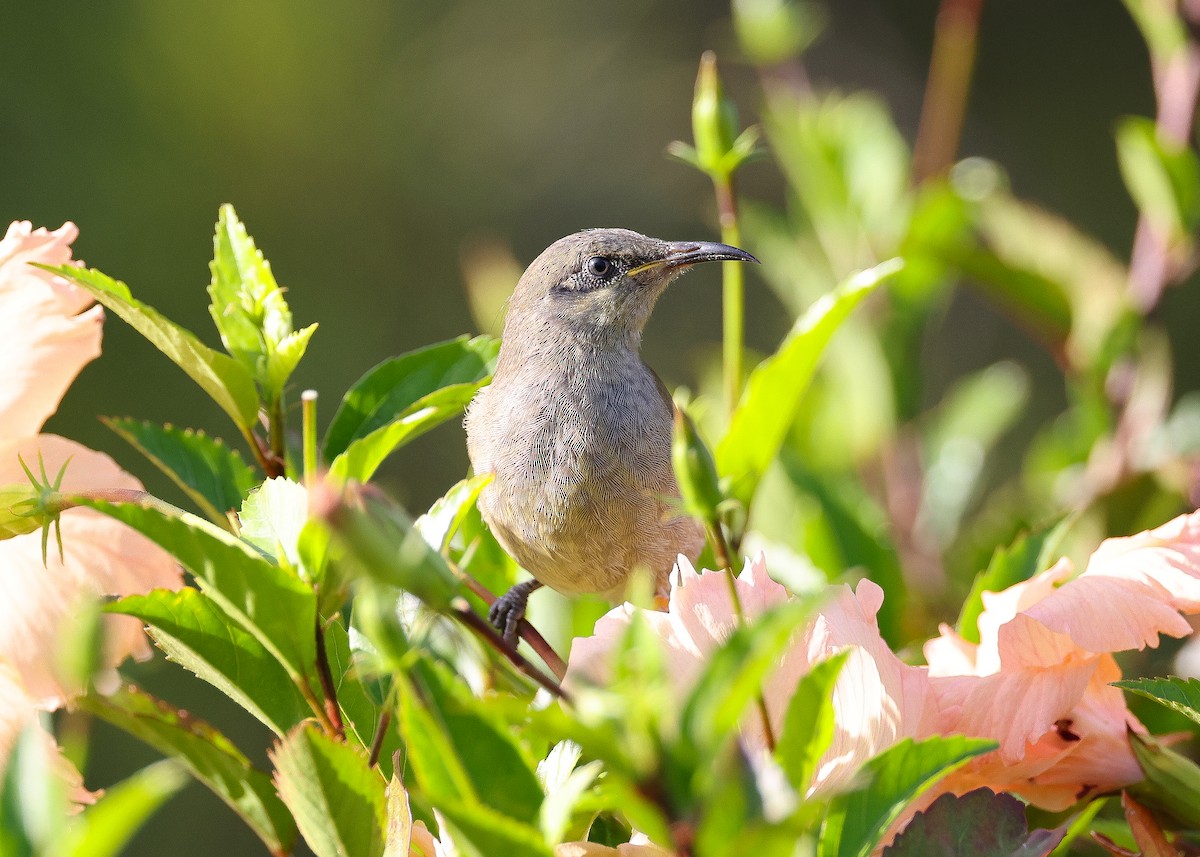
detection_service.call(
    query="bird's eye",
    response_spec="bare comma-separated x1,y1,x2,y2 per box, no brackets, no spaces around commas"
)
586,256,615,279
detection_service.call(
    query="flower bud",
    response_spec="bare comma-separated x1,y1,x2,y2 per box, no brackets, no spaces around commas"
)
691,52,739,174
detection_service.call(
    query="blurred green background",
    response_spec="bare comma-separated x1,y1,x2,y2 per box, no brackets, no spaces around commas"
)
1,1,1177,854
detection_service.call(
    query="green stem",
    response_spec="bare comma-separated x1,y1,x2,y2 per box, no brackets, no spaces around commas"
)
268,395,286,476
707,518,777,752
714,173,744,416
301,390,318,485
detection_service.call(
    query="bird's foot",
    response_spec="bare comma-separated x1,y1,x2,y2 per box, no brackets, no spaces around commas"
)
489,579,543,646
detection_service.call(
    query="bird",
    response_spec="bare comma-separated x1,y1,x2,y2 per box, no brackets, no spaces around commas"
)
464,228,758,642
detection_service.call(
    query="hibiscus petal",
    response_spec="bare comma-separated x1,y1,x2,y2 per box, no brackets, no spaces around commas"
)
0,436,181,706
0,222,101,438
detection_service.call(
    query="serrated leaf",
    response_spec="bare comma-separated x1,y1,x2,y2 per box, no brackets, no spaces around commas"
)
272,723,387,857
329,382,488,485
58,760,189,857
79,687,296,854
108,588,311,736
40,264,259,429
323,335,499,461
776,650,849,796
718,259,902,511
79,496,317,681
208,204,317,404
1115,676,1200,729
818,736,996,857
882,788,1064,857
103,418,258,523
238,476,308,570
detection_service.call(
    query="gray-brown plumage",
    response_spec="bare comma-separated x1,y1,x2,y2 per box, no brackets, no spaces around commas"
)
464,228,758,640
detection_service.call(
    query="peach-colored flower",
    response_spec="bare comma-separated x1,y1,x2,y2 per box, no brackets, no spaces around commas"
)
923,510,1200,809
0,221,181,706
565,554,937,797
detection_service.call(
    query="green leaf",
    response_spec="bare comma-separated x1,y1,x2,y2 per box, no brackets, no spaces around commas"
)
108,587,311,736
59,761,189,857
208,204,317,404
79,687,297,854
718,259,902,511
272,723,387,857
956,521,1065,644
324,335,499,461
329,382,488,485
40,264,259,430
881,788,1064,857
433,794,554,857
1115,676,1200,730
818,736,996,857
775,650,849,796
400,664,544,826
79,496,317,681
102,417,258,523
323,619,400,775
238,476,308,571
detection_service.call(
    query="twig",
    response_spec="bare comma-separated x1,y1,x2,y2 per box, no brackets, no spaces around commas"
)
313,615,345,740
912,0,986,184
451,600,569,700
444,557,568,680
367,709,392,769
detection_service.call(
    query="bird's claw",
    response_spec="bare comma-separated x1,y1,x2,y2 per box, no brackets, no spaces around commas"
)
489,579,542,646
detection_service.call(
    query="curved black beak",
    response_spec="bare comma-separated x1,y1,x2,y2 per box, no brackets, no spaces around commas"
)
629,240,759,276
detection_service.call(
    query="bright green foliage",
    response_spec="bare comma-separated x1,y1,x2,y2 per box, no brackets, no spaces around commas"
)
718,258,902,515
818,736,996,857
775,650,849,796
41,264,260,430
57,762,189,857
0,722,69,855
323,334,499,461
882,788,1065,857
80,688,297,854
108,588,311,736
329,383,488,485
80,496,317,681
208,204,318,406
271,724,387,857
399,663,544,825
1116,676,1200,730
103,417,258,523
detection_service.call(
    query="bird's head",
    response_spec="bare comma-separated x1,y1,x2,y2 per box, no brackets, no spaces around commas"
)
504,228,757,349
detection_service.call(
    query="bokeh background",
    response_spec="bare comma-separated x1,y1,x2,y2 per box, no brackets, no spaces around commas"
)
1,1,1177,853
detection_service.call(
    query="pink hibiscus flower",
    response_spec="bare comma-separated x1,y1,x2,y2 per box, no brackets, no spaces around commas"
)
0,221,181,786
565,554,937,797
924,510,1200,809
